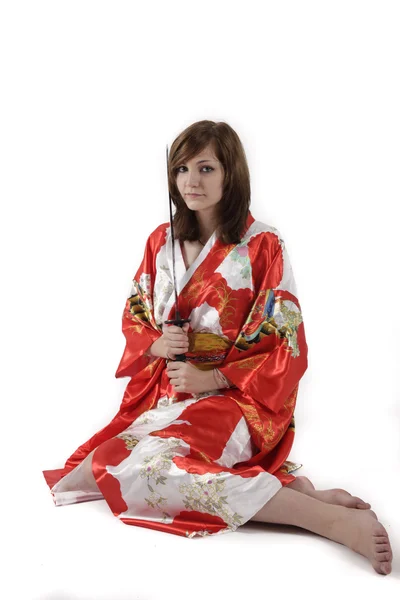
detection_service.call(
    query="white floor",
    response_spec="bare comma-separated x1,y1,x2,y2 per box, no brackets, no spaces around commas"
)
5,461,400,600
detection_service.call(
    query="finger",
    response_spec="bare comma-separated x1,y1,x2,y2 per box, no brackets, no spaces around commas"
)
167,331,189,343
163,323,189,336
167,362,181,370
170,344,189,354
168,338,189,348
166,339,189,353
163,324,186,335
171,380,183,388
167,373,182,384
169,337,189,346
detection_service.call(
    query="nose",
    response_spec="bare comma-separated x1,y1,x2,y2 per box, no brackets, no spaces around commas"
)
185,169,200,186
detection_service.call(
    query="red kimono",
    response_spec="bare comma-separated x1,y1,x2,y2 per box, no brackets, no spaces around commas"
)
43,211,308,537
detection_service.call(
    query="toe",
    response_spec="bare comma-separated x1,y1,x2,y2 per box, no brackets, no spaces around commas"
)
383,564,392,574
373,559,391,575
372,522,388,537
375,550,391,562
347,496,364,509
296,476,315,491
374,535,389,543
353,496,370,508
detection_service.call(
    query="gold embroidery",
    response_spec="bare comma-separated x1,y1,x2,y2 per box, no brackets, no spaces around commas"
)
181,245,234,305
234,399,290,451
143,358,162,376
263,418,276,443
188,332,233,354
234,401,259,423
118,434,140,450
195,450,212,463
126,324,144,335
229,286,304,358
127,280,158,331
182,267,207,303
212,280,237,329
280,460,303,474
226,355,265,371
179,472,244,528
274,421,287,444
283,387,298,413
234,401,265,446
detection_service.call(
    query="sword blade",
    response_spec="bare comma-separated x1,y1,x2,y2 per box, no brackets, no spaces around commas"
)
165,144,190,361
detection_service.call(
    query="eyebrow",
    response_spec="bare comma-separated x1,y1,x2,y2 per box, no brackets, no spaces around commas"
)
177,158,218,167
178,158,217,165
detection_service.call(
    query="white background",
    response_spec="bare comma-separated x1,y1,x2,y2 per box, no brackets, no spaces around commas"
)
1,1,399,598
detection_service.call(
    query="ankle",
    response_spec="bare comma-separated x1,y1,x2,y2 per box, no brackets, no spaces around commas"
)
324,508,354,545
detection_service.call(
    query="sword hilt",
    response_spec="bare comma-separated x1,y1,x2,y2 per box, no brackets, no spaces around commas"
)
164,317,191,362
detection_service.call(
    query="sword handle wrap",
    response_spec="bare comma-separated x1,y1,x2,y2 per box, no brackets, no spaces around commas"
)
164,317,191,362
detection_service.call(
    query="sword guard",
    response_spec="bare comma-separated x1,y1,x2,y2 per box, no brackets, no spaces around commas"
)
164,317,191,327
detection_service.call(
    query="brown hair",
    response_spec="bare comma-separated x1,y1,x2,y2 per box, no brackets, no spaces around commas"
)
167,120,251,245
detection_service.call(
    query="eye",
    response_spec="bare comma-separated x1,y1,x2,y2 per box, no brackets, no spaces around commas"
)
176,166,214,173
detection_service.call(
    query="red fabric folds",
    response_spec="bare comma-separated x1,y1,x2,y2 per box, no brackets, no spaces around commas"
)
43,212,308,535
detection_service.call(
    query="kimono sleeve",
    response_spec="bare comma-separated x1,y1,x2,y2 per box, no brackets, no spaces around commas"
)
114,233,162,379
218,233,308,414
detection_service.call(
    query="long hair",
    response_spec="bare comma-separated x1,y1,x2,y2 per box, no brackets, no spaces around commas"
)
167,120,251,245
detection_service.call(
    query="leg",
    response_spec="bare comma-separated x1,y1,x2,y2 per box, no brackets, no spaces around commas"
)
287,476,373,511
250,486,392,575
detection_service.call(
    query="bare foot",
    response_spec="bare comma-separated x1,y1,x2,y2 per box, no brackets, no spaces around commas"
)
289,476,372,510
312,489,371,510
348,508,378,520
330,508,393,575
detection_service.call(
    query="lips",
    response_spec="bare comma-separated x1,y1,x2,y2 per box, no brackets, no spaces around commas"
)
186,193,202,197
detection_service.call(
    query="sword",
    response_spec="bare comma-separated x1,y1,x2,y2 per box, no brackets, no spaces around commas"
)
163,144,190,361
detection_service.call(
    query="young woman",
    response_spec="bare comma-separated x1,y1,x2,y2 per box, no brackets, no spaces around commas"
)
43,120,392,575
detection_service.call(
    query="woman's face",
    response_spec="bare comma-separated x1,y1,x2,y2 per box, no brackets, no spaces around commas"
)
175,144,225,215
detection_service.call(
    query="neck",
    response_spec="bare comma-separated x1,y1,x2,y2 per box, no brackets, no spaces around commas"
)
196,209,217,244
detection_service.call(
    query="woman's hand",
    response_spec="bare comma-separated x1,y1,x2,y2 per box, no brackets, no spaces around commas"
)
150,322,190,359
162,322,190,359
166,361,213,394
